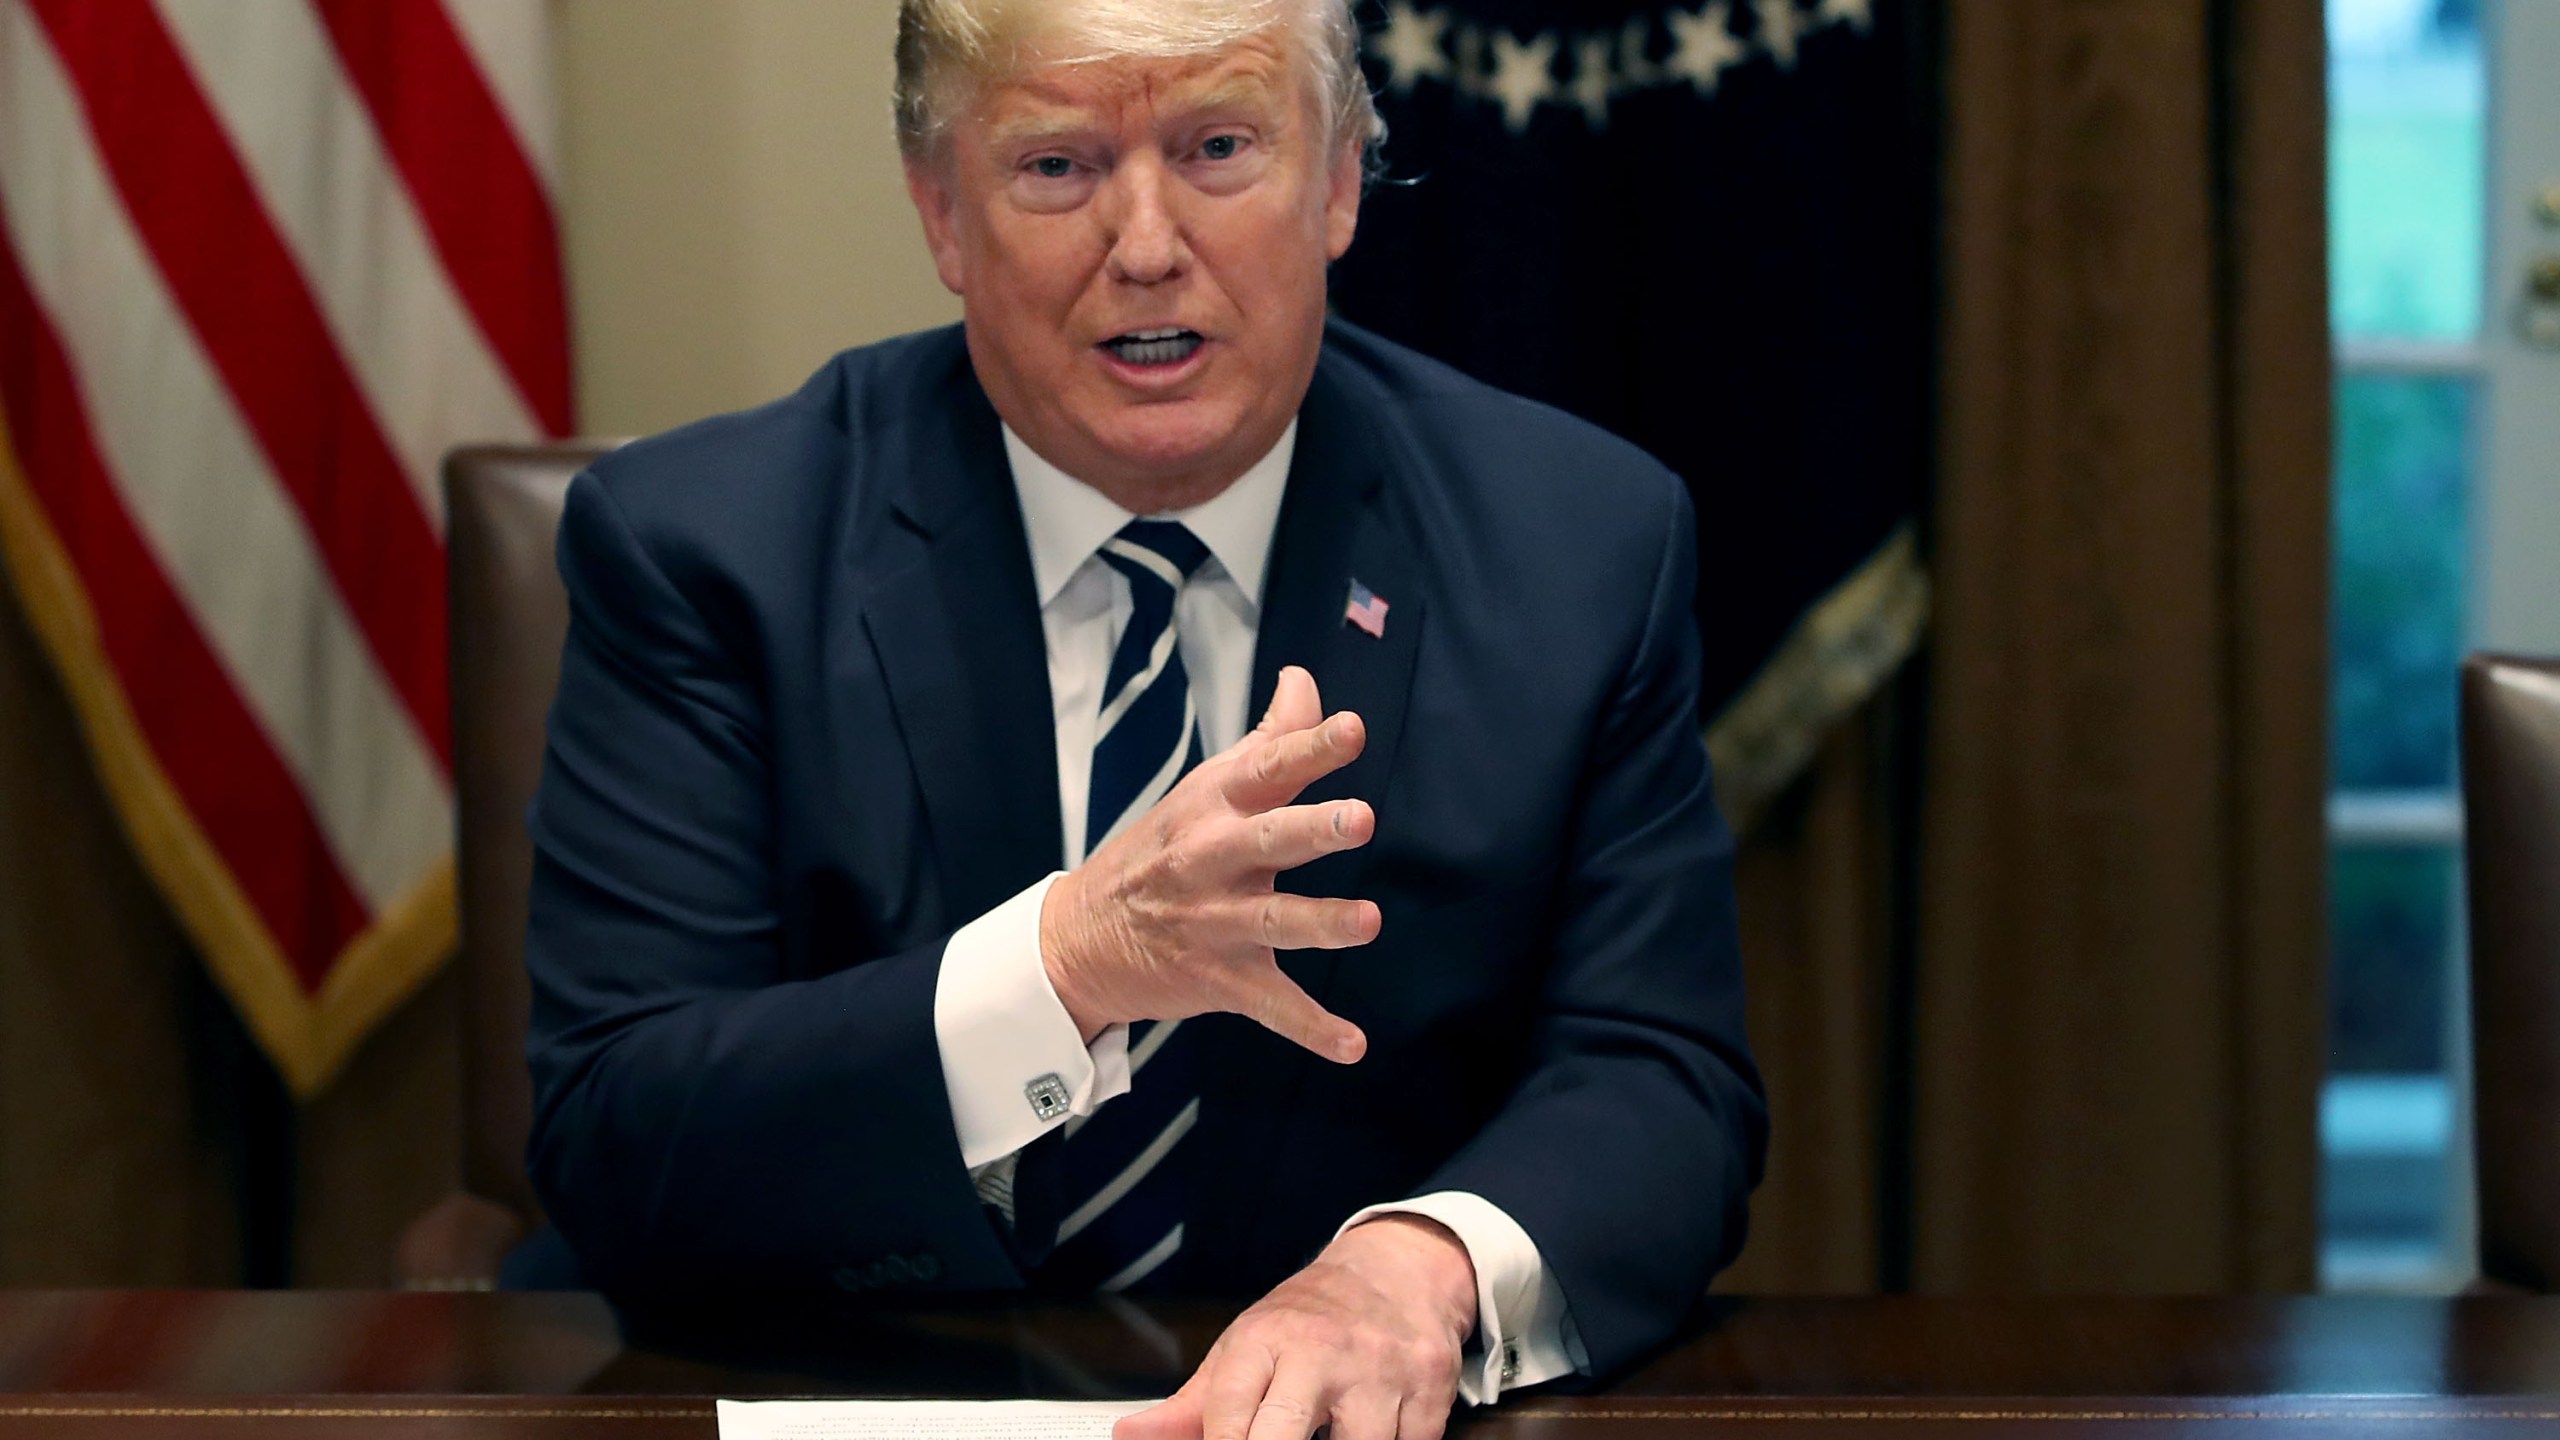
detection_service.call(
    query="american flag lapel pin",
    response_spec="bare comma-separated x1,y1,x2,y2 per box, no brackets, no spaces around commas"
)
1343,578,1389,638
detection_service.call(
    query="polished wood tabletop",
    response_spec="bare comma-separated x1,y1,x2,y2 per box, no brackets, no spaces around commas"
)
3,1291,2558,1435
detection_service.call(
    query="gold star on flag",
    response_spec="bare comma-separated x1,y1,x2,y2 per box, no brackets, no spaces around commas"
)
1759,0,1805,69
1668,4,1746,97
1819,0,1874,32
1488,29,1557,133
1373,1,1451,95
1571,35,1614,129
1618,16,1660,87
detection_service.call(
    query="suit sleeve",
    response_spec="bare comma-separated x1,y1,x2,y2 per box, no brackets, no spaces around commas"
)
1415,477,1768,1378
522,473,1019,1293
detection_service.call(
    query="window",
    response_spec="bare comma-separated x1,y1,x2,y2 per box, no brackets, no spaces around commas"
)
2320,0,2484,1292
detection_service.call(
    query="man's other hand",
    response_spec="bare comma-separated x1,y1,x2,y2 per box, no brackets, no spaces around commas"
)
1117,1215,1474,1440
1040,664,1380,1062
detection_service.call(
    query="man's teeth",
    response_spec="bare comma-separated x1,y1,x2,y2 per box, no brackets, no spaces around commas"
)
1105,330,1203,366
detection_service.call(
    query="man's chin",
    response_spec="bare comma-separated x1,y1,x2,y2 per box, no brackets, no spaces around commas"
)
1083,410,1267,496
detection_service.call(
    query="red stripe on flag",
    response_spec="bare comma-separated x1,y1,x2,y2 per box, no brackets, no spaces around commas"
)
28,0,452,770
0,201,371,988
314,0,575,439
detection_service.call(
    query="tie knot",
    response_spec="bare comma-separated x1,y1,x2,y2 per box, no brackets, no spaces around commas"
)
1104,520,1212,590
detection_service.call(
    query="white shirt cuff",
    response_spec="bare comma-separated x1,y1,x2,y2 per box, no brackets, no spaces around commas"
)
935,873,1133,1171
1336,1191,1588,1404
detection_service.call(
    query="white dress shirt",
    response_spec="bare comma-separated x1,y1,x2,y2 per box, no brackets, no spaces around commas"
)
928,422,1583,1403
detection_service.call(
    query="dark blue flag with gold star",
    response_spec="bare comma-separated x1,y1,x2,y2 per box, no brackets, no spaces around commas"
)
1331,0,1932,823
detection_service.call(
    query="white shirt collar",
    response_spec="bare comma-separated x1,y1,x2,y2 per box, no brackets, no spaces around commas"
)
1002,421,1296,611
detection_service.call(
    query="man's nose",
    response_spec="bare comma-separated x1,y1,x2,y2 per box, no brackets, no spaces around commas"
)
1101,157,1188,285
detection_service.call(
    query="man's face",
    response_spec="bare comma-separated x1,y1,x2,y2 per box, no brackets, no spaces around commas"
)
906,32,1361,507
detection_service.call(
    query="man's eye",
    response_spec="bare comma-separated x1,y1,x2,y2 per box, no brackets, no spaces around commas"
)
1031,156,1076,179
1200,134,1242,161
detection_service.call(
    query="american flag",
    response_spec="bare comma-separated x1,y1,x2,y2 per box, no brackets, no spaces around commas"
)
0,0,570,1095
1344,578,1389,638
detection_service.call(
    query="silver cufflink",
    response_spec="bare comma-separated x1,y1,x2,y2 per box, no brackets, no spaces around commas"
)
1500,1342,1520,1383
1026,1072,1071,1121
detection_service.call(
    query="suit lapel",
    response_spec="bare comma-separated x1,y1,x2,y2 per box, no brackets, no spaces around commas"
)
1250,358,1424,917
848,344,1430,1289
1196,352,1428,1286
855,376,1064,926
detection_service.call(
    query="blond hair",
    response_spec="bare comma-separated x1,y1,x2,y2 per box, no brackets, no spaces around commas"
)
894,0,1383,172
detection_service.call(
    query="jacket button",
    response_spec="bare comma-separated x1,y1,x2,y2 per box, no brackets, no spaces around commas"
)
883,1254,915,1284
912,1252,942,1282
831,1265,869,1292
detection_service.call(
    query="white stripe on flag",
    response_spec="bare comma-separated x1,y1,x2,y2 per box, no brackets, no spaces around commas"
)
0,1,451,911
154,0,543,530
440,0,559,186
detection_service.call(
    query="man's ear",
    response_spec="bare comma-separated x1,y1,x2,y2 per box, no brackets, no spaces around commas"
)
904,157,969,296
1323,136,1362,262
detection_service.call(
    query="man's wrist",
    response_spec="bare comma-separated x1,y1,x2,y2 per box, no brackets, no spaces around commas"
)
1337,1213,1479,1344
1037,869,1109,1045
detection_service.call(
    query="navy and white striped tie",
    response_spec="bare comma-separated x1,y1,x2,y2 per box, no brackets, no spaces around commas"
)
1042,519,1210,1293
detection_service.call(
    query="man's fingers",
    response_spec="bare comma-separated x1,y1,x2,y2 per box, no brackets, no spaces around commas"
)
1227,709,1366,809
1241,799,1375,872
1201,1341,1280,1440
1255,664,1323,738
1234,965,1368,1065
1244,892,1381,952
1240,1356,1330,1440
1329,1386,1404,1440
1116,1366,1208,1440
1396,1390,1456,1440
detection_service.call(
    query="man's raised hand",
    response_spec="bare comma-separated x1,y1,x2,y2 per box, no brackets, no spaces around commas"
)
1038,665,1379,1061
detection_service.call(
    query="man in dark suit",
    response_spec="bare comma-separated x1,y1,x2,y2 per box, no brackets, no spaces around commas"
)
522,3,1764,1437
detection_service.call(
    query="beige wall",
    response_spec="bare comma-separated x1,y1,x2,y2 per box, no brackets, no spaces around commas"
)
553,0,960,439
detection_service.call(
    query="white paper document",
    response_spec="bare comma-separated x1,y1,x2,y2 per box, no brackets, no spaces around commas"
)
717,1398,1161,1439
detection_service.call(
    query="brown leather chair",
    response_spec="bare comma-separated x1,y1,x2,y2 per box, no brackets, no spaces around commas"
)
2461,652,2560,1294
396,441,614,1289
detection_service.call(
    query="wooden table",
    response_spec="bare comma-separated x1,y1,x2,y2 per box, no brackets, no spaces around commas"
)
4,1292,2558,1435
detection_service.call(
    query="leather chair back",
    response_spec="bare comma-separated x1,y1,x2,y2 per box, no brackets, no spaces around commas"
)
2461,652,2560,1292
445,442,610,1221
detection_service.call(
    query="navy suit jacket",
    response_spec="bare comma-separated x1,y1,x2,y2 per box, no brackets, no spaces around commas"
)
523,319,1765,1378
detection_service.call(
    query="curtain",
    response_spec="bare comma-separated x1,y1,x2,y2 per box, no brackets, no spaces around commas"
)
0,574,459,1287
0,583,241,1284
1909,0,2329,1291
1721,690,1911,1292
1730,0,2328,1293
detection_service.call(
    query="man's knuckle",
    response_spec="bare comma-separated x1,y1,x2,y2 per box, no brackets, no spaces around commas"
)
1253,1395,1316,1428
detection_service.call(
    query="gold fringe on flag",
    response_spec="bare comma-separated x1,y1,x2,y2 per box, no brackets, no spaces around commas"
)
0,402,455,1099
1706,523,1930,833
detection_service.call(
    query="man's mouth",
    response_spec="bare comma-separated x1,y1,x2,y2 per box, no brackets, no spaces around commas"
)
1101,327,1204,367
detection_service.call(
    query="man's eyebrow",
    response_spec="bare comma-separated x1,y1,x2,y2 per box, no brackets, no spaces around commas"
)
1173,74,1283,121
985,110,1094,149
